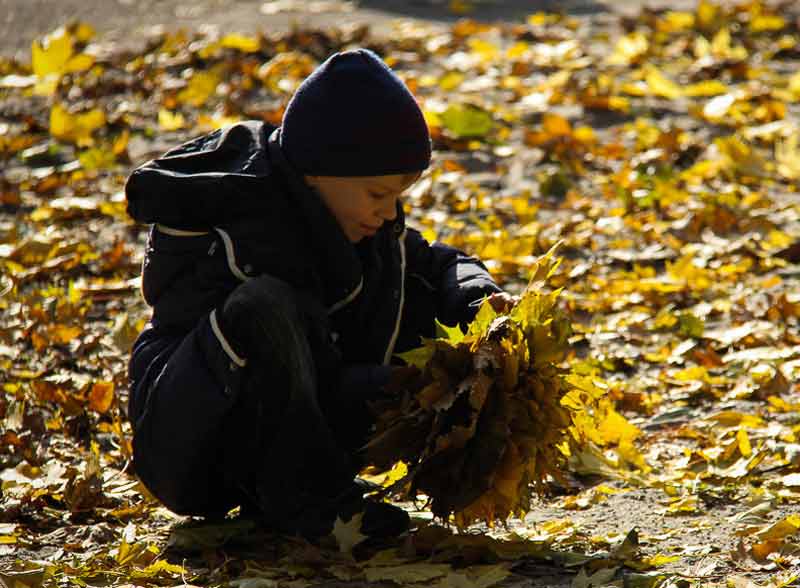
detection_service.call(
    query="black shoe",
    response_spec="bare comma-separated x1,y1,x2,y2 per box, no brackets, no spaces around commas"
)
356,499,411,539
260,483,410,541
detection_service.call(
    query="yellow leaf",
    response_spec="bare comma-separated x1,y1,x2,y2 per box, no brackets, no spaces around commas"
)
435,319,465,344
73,22,95,43
32,27,73,77
750,14,786,33
711,28,748,60
751,539,782,560
158,109,186,131
220,33,261,53
737,427,752,458
49,324,82,345
439,104,494,139
79,146,117,170
506,42,529,60
765,229,793,251
424,109,442,129
756,514,800,541
113,129,130,156
663,495,699,514
707,411,764,428
683,80,729,97
714,135,769,178
64,53,95,74
660,11,695,32
467,38,499,62
618,437,649,472
88,381,115,414
789,71,800,100
641,553,681,567
644,65,682,99
50,104,106,146
776,133,800,180
527,12,560,26
607,31,648,66
177,70,220,107
696,0,720,31
543,113,572,136
360,461,408,488
133,559,187,578
439,71,464,91
33,76,60,97
597,404,640,444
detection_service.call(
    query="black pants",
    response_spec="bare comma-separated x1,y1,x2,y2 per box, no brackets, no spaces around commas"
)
128,276,358,522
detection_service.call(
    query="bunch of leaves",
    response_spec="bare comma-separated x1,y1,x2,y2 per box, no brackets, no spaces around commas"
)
364,245,607,527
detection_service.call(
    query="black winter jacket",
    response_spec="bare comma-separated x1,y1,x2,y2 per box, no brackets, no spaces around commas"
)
126,121,501,370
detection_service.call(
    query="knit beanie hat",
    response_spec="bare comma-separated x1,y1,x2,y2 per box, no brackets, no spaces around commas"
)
279,48,431,177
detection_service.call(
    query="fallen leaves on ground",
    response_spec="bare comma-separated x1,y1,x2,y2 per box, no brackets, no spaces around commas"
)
2,0,800,586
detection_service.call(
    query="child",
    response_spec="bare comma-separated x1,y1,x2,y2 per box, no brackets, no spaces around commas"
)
125,48,511,539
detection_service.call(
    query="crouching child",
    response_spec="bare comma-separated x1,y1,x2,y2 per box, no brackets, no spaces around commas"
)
125,48,511,539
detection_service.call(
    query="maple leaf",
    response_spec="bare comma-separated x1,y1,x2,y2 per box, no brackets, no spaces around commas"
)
332,512,367,554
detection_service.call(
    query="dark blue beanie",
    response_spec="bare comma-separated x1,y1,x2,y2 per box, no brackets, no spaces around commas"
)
279,49,432,177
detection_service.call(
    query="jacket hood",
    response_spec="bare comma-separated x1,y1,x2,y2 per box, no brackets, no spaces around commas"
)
125,121,276,230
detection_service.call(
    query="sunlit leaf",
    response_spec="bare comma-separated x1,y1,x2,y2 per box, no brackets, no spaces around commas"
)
607,31,648,66
220,33,261,53
644,65,682,99
749,14,786,33
439,104,494,139
683,80,729,97
755,514,800,541
88,381,114,414
79,146,117,170
776,133,800,180
158,108,186,131
177,70,221,107
50,103,106,146
31,27,73,78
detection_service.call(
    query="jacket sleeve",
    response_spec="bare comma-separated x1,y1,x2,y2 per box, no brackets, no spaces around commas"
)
404,228,502,327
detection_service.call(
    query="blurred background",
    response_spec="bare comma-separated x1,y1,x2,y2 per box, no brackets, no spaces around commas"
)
0,0,703,59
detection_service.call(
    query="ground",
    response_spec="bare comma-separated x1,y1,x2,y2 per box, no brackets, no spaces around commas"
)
0,0,705,60
1,1,800,588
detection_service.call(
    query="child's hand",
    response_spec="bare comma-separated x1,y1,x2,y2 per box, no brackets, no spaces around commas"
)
487,292,519,313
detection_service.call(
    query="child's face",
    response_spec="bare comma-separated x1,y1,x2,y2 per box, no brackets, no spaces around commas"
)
304,173,421,243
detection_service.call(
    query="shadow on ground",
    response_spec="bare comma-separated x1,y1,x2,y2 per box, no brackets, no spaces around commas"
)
357,0,612,22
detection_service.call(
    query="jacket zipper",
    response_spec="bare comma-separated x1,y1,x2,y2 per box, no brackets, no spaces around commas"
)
383,228,407,365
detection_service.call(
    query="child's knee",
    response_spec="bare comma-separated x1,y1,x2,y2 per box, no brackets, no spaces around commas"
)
218,275,324,368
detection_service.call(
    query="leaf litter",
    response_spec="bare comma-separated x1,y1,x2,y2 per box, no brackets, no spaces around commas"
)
2,1,800,587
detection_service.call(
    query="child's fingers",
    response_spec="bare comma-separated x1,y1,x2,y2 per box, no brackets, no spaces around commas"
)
487,292,518,312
